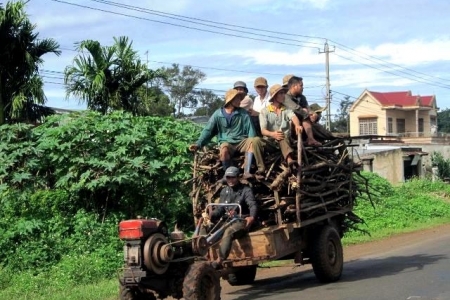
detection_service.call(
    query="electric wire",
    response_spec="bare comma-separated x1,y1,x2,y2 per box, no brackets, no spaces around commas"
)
83,0,450,88
49,0,320,49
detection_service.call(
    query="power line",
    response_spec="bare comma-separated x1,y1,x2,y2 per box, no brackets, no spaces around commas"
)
90,0,326,42
147,59,325,79
50,0,320,49
334,53,450,90
48,0,450,92
329,39,450,84
87,0,450,88
89,0,323,47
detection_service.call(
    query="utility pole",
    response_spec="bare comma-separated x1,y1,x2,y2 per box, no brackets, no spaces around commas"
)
145,50,149,102
319,40,334,130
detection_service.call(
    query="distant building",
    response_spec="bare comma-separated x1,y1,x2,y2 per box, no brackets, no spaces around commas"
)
349,90,438,137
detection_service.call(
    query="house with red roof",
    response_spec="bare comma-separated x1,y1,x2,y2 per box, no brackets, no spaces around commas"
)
349,90,438,137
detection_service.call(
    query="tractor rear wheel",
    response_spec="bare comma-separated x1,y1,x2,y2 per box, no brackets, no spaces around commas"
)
310,225,343,283
182,262,221,300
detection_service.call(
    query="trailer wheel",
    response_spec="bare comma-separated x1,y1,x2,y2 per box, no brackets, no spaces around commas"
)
310,225,343,283
119,285,156,300
227,265,257,286
182,262,221,300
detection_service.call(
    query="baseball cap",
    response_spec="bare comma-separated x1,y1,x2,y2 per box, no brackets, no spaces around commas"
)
225,166,239,177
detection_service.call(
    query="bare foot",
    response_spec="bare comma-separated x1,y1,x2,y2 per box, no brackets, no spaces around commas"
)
306,139,322,146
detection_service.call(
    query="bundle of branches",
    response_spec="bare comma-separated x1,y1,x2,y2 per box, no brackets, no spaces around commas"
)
191,138,370,227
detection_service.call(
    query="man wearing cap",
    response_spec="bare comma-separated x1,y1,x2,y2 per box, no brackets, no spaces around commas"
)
253,77,270,113
208,166,257,268
233,81,248,95
259,84,303,168
189,89,265,179
283,76,321,146
309,103,336,141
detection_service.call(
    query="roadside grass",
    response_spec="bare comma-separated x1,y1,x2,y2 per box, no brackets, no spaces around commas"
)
0,275,118,300
1,177,450,300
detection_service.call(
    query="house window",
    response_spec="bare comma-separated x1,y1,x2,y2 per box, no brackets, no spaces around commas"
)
387,118,393,134
430,116,437,127
397,119,405,134
359,118,378,135
418,118,424,133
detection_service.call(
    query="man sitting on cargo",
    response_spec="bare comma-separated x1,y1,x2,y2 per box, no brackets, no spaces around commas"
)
308,103,337,142
259,84,303,169
189,89,265,179
208,166,258,269
283,75,321,146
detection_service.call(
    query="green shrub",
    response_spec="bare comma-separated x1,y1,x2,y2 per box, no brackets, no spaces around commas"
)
431,151,450,180
0,112,201,278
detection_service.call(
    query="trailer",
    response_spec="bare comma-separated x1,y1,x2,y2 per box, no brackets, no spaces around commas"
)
118,137,366,300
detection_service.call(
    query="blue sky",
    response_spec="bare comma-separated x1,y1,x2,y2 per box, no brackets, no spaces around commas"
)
25,0,450,114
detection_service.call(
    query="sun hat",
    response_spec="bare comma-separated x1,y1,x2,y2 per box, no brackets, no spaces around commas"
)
224,89,244,106
254,77,268,87
282,74,294,87
268,84,286,102
309,103,327,113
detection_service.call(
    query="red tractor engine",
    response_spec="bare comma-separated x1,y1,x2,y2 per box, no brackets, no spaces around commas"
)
118,218,209,300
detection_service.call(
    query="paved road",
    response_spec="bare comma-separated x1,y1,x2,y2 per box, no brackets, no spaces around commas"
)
221,225,450,300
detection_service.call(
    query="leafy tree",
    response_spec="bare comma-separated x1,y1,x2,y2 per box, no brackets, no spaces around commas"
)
160,64,206,117
64,36,164,115
0,0,60,125
331,96,353,133
193,89,222,116
437,108,450,133
136,85,174,116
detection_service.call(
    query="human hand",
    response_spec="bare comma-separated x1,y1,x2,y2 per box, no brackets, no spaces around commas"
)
249,108,259,117
294,125,303,135
189,144,198,152
245,216,254,229
202,212,212,226
228,209,236,218
272,131,285,141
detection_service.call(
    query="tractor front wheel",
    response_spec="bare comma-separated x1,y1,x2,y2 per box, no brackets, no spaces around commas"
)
182,262,221,300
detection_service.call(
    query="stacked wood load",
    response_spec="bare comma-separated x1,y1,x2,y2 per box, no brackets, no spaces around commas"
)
190,138,368,229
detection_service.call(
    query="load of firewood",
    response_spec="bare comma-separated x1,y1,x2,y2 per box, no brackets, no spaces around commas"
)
190,137,369,228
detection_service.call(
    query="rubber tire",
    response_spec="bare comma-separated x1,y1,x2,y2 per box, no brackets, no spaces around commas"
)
310,225,344,283
227,265,257,286
182,262,221,300
119,285,156,300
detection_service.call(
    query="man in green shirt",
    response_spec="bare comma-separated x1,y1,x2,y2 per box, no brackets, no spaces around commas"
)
259,84,302,168
189,89,265,179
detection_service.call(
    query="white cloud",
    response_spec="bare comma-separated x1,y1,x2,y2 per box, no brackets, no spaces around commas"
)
231,48,323,66
334,38,450,66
